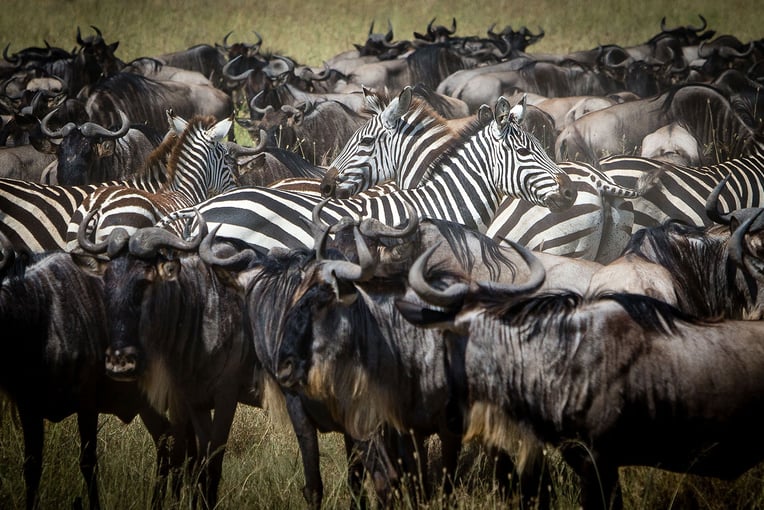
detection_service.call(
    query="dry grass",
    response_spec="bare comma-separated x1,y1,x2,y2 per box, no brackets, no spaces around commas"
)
1,0,761,66
1,2,763,509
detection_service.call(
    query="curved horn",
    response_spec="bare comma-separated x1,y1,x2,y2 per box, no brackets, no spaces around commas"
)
705,174,733,225
222,55,253,81
76,26,85,46
252,31,263,49
0,229,15,273
89,25,103,40
221,30,233,50
40,107,76,139
78,208,113,255
385,20,394,42
690,14,708,33
318,225,377,283
476,240,546,298
199,224,258,270
3,44,18,64
729,209,764,268
226,130,267,155
248,91,274,116
719,41,754,60
408,242,469,307
358,201,420,238
128,210,207,258
697,40,714,59
79,109,130,138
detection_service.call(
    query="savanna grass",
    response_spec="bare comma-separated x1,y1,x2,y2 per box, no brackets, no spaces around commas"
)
1,1,763,508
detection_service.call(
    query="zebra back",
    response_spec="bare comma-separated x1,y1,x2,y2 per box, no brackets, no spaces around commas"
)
600,151,764,231
0,132,178,252
157,96,575,253
66,113,236,250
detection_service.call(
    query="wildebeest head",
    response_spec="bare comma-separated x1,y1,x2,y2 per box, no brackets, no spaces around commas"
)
78,210,207,381
39,106,131,184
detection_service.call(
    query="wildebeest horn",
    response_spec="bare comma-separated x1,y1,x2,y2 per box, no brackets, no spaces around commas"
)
0,229,15,272
252,31,263,49
358,201,419,238
128,210,207,258
40,107,77,139
705,174,733,225
199,224,258,270
318,224,377,283
719,42,754,60
729,209,764,269
3,44,18,64
226,130,267,155
76,27,85,46
222,55,253,81
476,240,546,297
79,109,130,139
249,91,274,116
689,15,708,33
407,242,469,307
77,208,130,257
221,30,233,50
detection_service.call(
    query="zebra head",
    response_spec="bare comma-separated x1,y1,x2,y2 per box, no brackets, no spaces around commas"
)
488,95,576,212
165,110,238,198
323,86,454,198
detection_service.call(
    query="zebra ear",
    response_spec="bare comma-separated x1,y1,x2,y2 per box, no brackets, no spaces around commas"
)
207,117,233,142
381,86,412,129
494,96,511,128
167,109,187,134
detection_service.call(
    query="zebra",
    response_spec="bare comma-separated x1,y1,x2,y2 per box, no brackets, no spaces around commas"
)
0,111,235,253
155,90,576,253
597,151,764,232
65,111,236,250
319,87,648,263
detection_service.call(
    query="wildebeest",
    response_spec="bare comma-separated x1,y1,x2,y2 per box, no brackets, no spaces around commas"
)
39,106,164,185
0,233,175,510
403,246,764,510
587,176,764,319
78,216,261,509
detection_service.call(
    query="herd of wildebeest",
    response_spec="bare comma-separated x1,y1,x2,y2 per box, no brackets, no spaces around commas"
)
2,14,764,510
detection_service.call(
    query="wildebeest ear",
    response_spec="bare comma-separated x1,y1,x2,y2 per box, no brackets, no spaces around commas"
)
96,139,115,158
157,259,181,281
71,253,108,275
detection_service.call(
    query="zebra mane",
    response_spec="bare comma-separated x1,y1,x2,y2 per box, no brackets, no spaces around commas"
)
426,111,491,175
162,115,220,189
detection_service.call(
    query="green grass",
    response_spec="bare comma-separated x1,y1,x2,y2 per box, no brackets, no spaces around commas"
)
1,0,761,66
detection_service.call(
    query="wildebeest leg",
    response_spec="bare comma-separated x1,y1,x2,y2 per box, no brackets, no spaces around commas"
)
438,431,461,497
564,447,622,510
343,434,370,510
518,439,553,510
202,395,238,510
18,407,43,510
76,410,101,510
138,407,175,508
284,391,323,509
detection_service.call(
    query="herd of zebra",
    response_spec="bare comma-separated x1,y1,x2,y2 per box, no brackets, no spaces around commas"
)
2,15,764,510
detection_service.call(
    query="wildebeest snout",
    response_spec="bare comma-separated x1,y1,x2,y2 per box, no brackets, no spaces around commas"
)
104,345,142,381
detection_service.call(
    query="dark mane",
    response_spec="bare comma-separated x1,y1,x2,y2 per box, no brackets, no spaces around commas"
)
428,218,518,281
481,290,704,343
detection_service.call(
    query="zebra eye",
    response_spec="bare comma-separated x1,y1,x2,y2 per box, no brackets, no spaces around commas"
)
516,147,531,157
359,136,376,146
